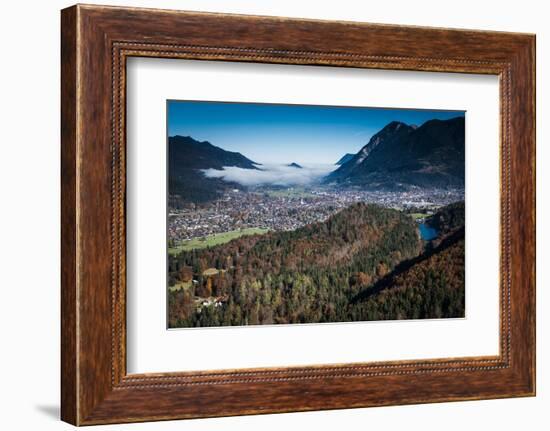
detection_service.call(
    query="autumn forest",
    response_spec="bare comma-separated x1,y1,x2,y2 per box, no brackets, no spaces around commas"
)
168,202,465,328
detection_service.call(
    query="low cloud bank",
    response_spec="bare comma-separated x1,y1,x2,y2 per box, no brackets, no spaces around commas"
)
202,163,335,187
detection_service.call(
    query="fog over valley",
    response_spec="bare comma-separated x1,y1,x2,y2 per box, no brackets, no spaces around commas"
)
201,163,335,187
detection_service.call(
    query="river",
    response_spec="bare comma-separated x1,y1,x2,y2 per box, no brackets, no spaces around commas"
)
418,222,438,241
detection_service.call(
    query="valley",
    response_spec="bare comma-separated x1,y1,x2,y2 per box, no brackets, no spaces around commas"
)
168,185,463,249
166,113,466,328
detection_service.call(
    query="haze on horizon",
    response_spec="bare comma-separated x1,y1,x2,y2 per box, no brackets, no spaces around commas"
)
168,100,465,165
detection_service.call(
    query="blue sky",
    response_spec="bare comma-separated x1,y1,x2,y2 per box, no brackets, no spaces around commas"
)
168,100,464,164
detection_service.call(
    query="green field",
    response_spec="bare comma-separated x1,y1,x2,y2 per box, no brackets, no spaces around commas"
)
409,213,427,220
168,227,269,255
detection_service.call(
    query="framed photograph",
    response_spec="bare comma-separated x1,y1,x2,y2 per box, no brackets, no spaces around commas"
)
61,4,535,425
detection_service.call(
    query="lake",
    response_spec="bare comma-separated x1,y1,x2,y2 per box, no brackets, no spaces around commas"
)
418,223,438,241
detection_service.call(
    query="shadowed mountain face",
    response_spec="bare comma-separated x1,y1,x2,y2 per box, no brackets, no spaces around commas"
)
325,117,465,189
169,135,258,171
169,135,258,205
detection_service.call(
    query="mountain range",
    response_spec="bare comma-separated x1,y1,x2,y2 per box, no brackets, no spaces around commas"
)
326,117,465,189
169,116,465,205
169,135,258,205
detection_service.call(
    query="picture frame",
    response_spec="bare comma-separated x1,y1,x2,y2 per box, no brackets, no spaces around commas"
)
61,4,535,425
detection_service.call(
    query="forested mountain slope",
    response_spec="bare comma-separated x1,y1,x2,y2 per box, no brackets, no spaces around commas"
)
168,201,465,327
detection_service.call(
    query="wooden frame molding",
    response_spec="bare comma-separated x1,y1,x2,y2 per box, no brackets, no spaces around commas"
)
61,4,535,425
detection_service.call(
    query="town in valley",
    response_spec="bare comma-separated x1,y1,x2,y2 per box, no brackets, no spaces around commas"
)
167,101,466,328
168,186,464,250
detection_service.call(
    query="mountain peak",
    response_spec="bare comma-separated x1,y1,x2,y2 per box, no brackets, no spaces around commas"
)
381,121,408,132
169,135,258,165
172,135,203,142
324,116,465,189
287,162,303,169
352,121,413,165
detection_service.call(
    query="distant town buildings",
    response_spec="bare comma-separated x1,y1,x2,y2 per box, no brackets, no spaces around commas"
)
168,187,464,247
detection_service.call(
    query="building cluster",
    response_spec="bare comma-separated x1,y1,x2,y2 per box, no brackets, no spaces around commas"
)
168,187,464,246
